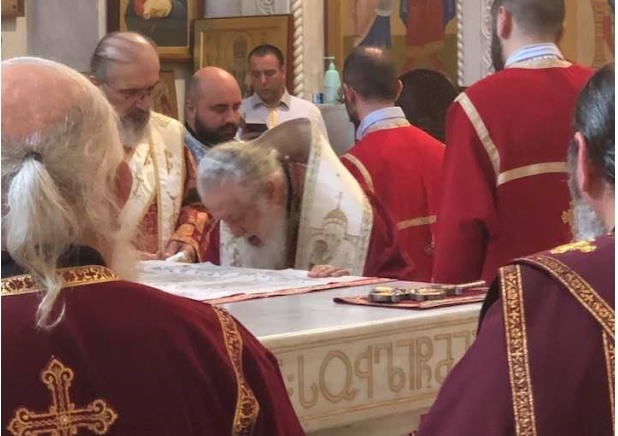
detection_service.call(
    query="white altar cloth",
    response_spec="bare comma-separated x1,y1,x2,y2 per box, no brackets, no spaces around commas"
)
136,260,365,301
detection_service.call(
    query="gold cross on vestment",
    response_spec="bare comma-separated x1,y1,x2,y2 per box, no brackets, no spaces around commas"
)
561,200,575,232
7,358,118,436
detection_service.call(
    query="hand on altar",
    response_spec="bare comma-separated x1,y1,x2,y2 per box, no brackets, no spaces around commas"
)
139,251,161,261
308,265,351,278
162,241,197,262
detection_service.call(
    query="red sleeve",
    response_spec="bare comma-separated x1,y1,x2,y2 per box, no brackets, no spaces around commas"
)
170,148,212,261
200,222,221,264
364,190,416,280
432,101,497,283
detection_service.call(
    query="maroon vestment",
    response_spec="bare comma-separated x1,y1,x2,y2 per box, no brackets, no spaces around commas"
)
433,60,593,284
417,234,614,436
1,254,305,436
343,125,445,281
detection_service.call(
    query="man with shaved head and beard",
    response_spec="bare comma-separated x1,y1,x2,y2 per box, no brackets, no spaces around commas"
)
1,57,306,436
184,66,243,163
432,0,594,285
416,64,614,436
90,31,209,262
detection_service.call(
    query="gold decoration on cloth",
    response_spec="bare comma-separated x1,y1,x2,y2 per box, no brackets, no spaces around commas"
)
561,200,576,235
550,240,597,255
1,266,119,297
212,306,259,436
521,254,613,338
497,162,566,186
397,215,437,230
456,92,501,179
603,332,615,428
500,265,538,436
121,112,185,253
7,358,118,436
341,153,375,193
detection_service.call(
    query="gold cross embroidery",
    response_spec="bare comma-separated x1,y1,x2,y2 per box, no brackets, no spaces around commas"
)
132,173,145,198
8,358,118,436
164,150,174,173
562,200,575,232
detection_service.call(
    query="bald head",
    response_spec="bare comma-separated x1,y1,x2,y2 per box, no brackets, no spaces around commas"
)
186,66,242,146
188,67,238,101
91,31,159,83
2,57,123,186
2,63,85,140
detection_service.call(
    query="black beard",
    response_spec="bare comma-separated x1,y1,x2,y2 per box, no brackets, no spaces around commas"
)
193,118,238,146
491,28,505,72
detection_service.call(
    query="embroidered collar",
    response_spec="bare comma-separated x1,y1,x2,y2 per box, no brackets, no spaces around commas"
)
1,246,119,297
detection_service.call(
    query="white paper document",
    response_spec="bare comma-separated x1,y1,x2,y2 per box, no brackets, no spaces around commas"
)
136,261,365,301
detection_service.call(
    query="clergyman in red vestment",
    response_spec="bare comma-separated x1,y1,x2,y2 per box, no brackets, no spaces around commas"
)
432,0,594,285
1,57,305,436
341,46,445,281
417,63,615,436
90,32,210,263
197,118,415,280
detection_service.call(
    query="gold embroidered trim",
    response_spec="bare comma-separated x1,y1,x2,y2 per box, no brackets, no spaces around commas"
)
397,215,437,230
150,128,165,252
497,162,566,186
212,306,259,436
456,93,501,178
7,357,118,436
603,332,615,429
1,266,119,297
550,240,596,255
341,154,375,193
507,59,572,70
501,265,538,436
522,255,614,339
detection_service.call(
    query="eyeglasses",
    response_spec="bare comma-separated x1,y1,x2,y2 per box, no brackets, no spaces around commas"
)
102,80,165,101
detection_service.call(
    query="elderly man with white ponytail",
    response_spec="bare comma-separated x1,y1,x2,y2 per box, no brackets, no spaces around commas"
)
1,57,305,435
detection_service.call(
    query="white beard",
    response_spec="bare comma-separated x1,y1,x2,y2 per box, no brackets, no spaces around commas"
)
573,200,607,241
120,113,150,148
235,206,289,270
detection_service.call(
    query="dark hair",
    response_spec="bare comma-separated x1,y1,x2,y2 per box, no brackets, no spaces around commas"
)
491,0,565,38
569,63,615,187
248,44,285,67
342,46,398,102
90,31,158,82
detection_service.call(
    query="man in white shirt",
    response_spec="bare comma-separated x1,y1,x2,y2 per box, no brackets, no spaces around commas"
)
241,44,329,140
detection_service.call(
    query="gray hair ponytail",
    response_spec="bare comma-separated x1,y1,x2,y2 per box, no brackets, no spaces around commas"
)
2,57,126,329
